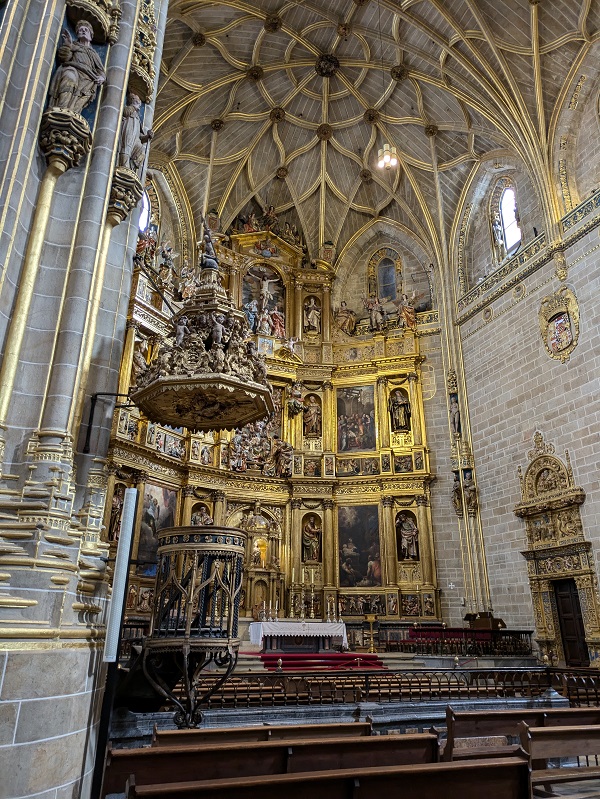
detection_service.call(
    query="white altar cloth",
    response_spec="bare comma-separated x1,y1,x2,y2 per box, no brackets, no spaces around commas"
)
249,621,348,648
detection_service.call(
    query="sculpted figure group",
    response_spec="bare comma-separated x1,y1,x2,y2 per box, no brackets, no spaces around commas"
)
136,308,271,391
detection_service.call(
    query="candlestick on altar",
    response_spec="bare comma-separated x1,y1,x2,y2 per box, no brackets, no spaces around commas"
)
291,567,295,584
289,588,295,618
326,598,332,623
309,587,315,619
300,586,305,620
310,567,314,585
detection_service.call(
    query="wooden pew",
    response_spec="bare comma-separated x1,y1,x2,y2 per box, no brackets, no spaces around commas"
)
151,720,373,747
519,722,600,792
104,732,438,796
442,705,600,761
125,756,530,799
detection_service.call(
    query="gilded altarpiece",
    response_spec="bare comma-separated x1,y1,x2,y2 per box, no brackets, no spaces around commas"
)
106,195,439,632
515,433,600,665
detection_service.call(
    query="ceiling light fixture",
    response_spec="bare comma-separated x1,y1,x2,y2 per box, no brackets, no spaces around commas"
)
377,142,398,169
375,0,397,170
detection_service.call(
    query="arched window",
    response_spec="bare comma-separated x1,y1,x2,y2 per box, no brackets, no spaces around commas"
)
490,179,522,263
138,190,151,232
378,257,396,299
499,187,521,252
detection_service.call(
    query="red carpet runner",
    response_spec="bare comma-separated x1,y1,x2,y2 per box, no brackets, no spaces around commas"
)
243,652,386,671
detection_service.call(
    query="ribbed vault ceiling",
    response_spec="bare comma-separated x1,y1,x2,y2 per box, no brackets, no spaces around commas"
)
152,0,600,265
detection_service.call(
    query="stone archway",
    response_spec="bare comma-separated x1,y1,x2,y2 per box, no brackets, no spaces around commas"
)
515,432,600,665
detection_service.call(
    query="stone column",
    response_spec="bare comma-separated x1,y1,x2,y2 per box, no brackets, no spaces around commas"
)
181,485,196,525
294,280,303,340
381,496,398,586
212,490,227,525
37,0,141,449
291,499,303,579
407,372,422,445
323,499,335,587
130,470,148,562
415,495,435,586
376,376,390,448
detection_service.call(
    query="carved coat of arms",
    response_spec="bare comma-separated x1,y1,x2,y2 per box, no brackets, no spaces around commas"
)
538,286,579,362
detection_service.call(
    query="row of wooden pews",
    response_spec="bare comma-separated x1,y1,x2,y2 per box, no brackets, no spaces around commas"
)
441,705,600,760
105,719,529,799
105,708,600,798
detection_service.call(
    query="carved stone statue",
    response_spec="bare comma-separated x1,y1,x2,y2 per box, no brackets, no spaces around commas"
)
363,296,385,331
452,473,463,516
303,297,321,333
491,212,506,262
118,93,154,175
48,21,106,114
251,542,262,566
198,218,219,270
388,389,411,432
286,382,304,417
302,515,321,562
396,513,419,560
449,395,461,436
303,394,322,436
463,473,478,513
334,301,356,334
191,506,213,526
130,340,148,385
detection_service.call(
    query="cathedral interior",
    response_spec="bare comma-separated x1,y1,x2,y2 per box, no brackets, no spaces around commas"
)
2,0,600,796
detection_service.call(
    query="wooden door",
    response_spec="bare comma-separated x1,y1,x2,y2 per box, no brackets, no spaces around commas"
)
554,579,589,666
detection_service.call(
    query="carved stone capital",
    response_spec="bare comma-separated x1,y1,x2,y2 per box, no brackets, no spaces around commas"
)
323,499,334,510
39,109,92,171
408,372,418,383
415,494,429,506
377,376,388,386
182,485,195,497
291,499,302,510
382,496,395,508
108,167,144,226
322,381,334,391
212,490,226,503
132,470,148,484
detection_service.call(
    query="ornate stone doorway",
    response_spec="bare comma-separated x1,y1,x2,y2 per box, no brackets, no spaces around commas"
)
554,579,589,666
515,433,600,666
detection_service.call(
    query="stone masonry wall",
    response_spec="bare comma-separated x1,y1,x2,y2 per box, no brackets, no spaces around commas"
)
459,225,600,628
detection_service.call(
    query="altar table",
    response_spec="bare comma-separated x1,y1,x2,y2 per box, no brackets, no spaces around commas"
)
249,620,348,652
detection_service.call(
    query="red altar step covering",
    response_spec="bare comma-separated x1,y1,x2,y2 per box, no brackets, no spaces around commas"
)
253,652,386,671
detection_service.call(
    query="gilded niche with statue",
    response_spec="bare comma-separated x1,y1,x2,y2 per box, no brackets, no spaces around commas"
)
105,190,439,631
